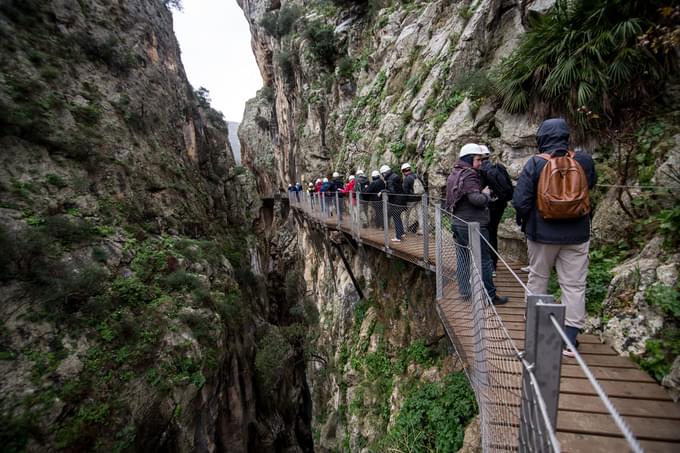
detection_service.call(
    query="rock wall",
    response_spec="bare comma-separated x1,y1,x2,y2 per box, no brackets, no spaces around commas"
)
0,1,309,451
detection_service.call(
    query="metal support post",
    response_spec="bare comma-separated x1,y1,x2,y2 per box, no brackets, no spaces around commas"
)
468,221,488,389
422,193,429,266
335,193,341,226
434,202,442,300
519,294,565,453
382,192,389,251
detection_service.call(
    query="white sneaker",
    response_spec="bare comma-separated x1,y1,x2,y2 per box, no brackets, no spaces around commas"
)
562,348,576,358
521,266,530,273
391,237,401,242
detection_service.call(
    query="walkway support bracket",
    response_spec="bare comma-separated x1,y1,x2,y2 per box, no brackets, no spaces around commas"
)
519,294,564,453
382,192,389,252
434,202,442,300
422,193,429,267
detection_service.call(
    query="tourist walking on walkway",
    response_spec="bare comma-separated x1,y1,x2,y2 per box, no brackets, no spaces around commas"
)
479,145,514,271
401,162,425,235
331,171,345,220
380,164,406,242
446,144,508,305
354,169,370,226
366,170,385,228
513,118,596,357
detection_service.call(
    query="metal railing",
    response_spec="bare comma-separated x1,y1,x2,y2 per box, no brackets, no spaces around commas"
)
287,189,642,453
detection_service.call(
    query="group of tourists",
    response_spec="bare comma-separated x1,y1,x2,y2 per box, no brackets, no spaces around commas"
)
445,117,595,356
300,164,426,241
292,118,593,357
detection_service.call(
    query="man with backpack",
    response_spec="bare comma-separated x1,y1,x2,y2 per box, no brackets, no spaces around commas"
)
401,162,425,235
513,118,597,357
380,164,406,242
479,146,514,271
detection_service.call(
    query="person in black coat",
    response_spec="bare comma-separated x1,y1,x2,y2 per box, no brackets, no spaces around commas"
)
366,170,385,228
380,164,406,241
513,118,597,357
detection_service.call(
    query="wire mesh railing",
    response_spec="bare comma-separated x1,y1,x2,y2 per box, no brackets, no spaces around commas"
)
287,189,643,453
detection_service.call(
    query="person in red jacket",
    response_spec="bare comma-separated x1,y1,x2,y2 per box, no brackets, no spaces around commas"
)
340,175,356,204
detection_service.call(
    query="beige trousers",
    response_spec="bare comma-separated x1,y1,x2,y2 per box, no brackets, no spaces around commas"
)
526,240,589,329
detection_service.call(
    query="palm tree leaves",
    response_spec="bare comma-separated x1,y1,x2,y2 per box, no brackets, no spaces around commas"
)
493,0,670,129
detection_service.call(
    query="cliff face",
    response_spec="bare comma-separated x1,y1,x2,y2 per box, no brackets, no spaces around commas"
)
0,1,310,451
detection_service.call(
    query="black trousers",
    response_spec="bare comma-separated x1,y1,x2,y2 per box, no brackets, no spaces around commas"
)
488,201,507,269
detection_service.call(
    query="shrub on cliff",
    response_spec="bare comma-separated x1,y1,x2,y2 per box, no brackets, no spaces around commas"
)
494,0,676,130
304,21,338,68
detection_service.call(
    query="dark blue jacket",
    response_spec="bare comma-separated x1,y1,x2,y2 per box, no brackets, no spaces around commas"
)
512,119,597,244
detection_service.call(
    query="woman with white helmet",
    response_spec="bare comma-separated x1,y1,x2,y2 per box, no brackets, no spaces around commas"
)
445,144,508,305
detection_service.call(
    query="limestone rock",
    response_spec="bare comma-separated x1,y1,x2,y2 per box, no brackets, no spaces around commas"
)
662,356,680,402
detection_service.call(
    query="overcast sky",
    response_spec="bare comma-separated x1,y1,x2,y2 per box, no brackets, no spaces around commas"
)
172,0,263,123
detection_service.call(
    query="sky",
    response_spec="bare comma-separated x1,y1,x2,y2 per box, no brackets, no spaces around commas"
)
172,0,263,123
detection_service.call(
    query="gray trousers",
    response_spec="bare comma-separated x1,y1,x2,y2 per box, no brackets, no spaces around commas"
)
526,240,589,329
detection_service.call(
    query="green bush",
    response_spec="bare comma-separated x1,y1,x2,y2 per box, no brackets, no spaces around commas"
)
494,0,670,130
42,215,96,244
255,328,291,394
45,173,67,188
276,50,296,87
377,373,477,452
337,56,355,80
305,21,338,68
109,276,156,306
161,270,201,291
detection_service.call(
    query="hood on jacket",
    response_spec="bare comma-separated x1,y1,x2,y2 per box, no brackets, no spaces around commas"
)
536,118,569,153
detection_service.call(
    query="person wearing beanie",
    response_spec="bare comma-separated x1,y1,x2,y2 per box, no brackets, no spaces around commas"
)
513,118,596,357
366,169,386,228
445,143,508,305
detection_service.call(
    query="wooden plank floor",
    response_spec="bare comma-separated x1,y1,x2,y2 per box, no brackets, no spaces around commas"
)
295,207,680,452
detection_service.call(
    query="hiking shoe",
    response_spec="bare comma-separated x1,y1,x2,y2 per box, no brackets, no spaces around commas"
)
491,295,508,305
390,237,401,243
492,271,497,277
520,266,530,273
563,340,580,358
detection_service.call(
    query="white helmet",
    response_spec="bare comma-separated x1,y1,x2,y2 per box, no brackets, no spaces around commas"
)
480,145,491,156
332,171,341,178
323,177,329,183
371,170,380,178
308,182,314,187
349,175,355,181
401,162,411,171
315,178,321,183
356,169,365,176
379,164,391,175
459,143,483,158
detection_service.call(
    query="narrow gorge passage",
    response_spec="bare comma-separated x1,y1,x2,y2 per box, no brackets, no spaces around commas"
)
1,0,678,452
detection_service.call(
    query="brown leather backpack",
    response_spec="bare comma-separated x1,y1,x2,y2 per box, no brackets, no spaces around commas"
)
536,151,590,220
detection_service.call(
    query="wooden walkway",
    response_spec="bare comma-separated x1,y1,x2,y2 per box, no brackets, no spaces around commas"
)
294,207,680,452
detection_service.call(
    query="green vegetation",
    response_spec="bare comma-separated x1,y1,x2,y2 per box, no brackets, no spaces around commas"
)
259,4,301,38
276,50,296,87
305,21,339,68
376,373,476,453
495,0,674,130
636,284,680,381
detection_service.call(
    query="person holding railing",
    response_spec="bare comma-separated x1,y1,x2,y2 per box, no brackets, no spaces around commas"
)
354,169,370,226
445,144,508,305
380,164,406,242
513,118,597,357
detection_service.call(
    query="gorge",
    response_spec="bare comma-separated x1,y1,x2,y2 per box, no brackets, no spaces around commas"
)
0,0,678,452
